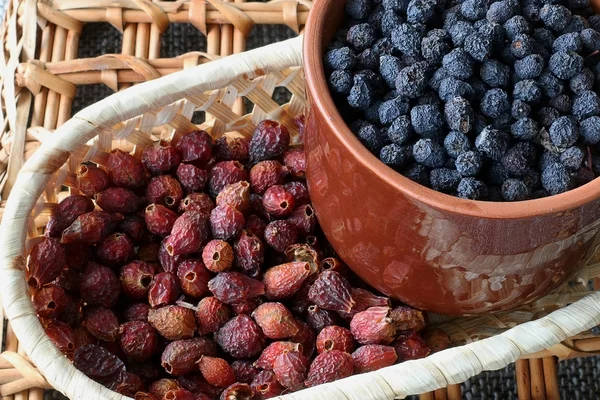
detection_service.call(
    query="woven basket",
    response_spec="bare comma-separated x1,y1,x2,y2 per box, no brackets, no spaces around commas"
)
3,33,600,400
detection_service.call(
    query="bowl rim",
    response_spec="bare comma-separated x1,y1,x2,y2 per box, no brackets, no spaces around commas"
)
303,0,600,219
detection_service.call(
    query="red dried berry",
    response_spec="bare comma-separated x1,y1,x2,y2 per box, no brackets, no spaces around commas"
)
234,231,264,277
316,325,355,354
73,344,126,386
282,181,310,206
393,332,431,361
389,306,427,332
306,305,341,332
249,194,270,221
283,148,306,179
208,272,265,305
124,303,151,322
119,321,159,362
252,302,299,339
273,350,308,391
113,372,143,397
198,356,236,388
52,267,82,294
208,161,248,197
217,314,265,359
263,261,312,300
107,149,148,189
350,307,397,345
254,342,302,370
163,388,195,400
134,392,159,400
148,272,181,307
263,220,298,253
249,160,289,194
262,185,295,218
352,345,398,373
148,305,196,341
231,298,263,315
232,360,260,384
179,193,214,214
45,321,75,359
118,215,149,243
196,296,232,335
350,288,391,314
176,259,211,298
161,337,218,376
80,263,121,307
150,379,181,397
46,195,95,238
210,204,245,241
244,214,267,239
304,350,354,387
32,284,68,318
147,175,184,209
145,204,178,237
142,140,182,175
85,307,119,342
64,243,91,270
120,260,156,299
58,295,83,326
216,181,251,214
202,240,234,273
214,136,250,163
163,211,211,256
249,120,290,164
219,383,254,400
423,329,451,353
138,242,161,263
308,271,355,313
77,164,109,197
129,362,161,382
74,326,97,349
61,211,124,245
176,163,208,193
290,320,316,359
287,204,316,237
175,130,213,167
96,187,145,213
95,232,136,267
251,370,284,399
177,375,221,397
158,238,187,273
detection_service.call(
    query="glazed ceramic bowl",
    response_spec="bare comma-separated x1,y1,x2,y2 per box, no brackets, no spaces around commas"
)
303,0,600,315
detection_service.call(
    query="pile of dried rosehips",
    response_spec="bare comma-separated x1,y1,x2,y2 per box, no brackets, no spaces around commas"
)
28,117,447,400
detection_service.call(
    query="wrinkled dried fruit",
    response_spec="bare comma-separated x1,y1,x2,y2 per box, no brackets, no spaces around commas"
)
217,315,265,359
150,379,181,398
176,163,208,193
128,362,161,382
46,195,95,238
124,303,151,322
214,136,250,163
61,211,124,245
138,242,160,263
282,181,310,206
249,161,289,194
217,181,251,214
176,259,211,298
202,240,234,273
118,216,149,243
306,305,341,332
45,321,75,358
28,237,66,288
350,307,397,345
80,263,121,307
148,272,181,307
32,284,67,318
165,211,211,255
290,320,316,359
219,383,254,400
210,204,245,241
198,356,236,388
304,350,353,388
77,164,110,197
287,204,316,237
232,360,260,384
264,220,298,253
107,149,148,189
95,233,136,267
85,307,119,342
262,185,295,218
252,302,299,339
134,392,159,400
142,140,182,175
147,175,184,209
244,215,267,239
53,267,82,293
161,337,218,376
249,120,290,164
251,370,284,399
158,239,187,273
234,231,264,277
389,306,427,332
316,326,355,354
196,296,232,335
249,194,270,221
145,204,178,237
209,272,265,305
263,262,312,300
319,257,349,276
120,260,155,299
273,350,308,391
119,321,158,362
73,326,97,349
148,305,195,341
254,342,302,370
352,345,397,374
179,193,214,214
96,188,145,213
423,329,451,353
208,161,248,198
393,332,431,361
175,130,213,167
283,148,306,179
58,295,83,326
73,344,126,386
351,289,391,313
64,243,91,270
163,388,195,400
177,375,221,397
113,372,143,396
308,271,355,313
231,298,263,315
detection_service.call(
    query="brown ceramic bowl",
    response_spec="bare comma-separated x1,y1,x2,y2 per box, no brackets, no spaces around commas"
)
303,0,600,315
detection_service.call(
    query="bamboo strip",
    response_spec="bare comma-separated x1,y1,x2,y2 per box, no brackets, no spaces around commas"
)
542,357,560,400
30,25,54,127
446,385,461,400
135,23,150,59
433,389,447,400
529,358,546,400
419,392,434,400
148,23,161,59
516,359,531,400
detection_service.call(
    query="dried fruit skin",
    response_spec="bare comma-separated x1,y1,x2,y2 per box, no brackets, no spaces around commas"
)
209,272,265,305
73,326,97,349
177,374,221,397
45,321,75,359
202,240,234,273
290,320,316,359
148,305,196,340
262,185,296,218
214,136,250,163
287,204,317,237
283,181,310,206
394,332,431,361
165,211,211,256
208,161,248,198
350,307,397,345
424,329,451,353
28,237,66,288
176,259,211,298
46,195,95,238
351,288,391,313
263,262,312,300
32,284,67,318
120,260,156,299
116,323,157,365
113,372,143,396
95,233,136,267
73,344,126,386
210,204,245,241
389,306,427,332
352,345,398,374
308,271,355,313
264,220,298,253
252,302,299,339
64,243,91,270
219,383,254,400
163,388,195,400
316,326,355,354
198,356,236,388
179,193,214,214
249,160,289,194
283,148,306,179
306,305,341,332
148,272,181,308
217,315,266,359
232,360,260,384
61,211,124,245
251,370,284,399
124,303,151,322
304,350,354,387
58,295,83,327
149,379,181,397
231,298,263,315
234,231,264,277
107,149,148,189
175,130,213,167
161,337,218,376
254,342,302,370
158,238,187,273
79,263,121,307
145,204,178,237
138,242,160,263
52,267,82,294
217,181,251,214
147,175,184,209
196,296,232,335
249,194,270,221
249,120,291,164
244,215,267,239
176,163,208,193
118,215,149,243
134,392,159,400
77,164,110,197
273,350,308,391
142,140,182,175
85,307,119,342
96,188,145,213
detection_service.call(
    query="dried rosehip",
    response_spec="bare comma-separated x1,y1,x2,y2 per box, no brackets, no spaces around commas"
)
232,360,260,384
308,271,355,313
208,161,248,197
423,329,451,353
85,307,119,342
350,288,391,314
219,383,254,400
287,204,316,237
249,160,289,194
158,238,187,273
77,164,109,197
350,307,397,345
61,211,124,245
252,302,299,339
231,298,263,315
177,375,221,397
263,262,312,300
134,392,159,400
64,243,91,270
95,233,136,267
291,280,312,315
176,259,211,298
129,362,161,382
196,296,232,334
147,175,184,209
217,315,265,359
290,320,316,359
107,149,148,189
283,148,306,179
264,220,298,253
148,272,180,307
249,194,270,221
120,260,156,299
251,370,284,399
214,135,250,163
124,303,151,322
119,321,159,362
352,345,397,374
73,344,126,386
316,326,355,354
28,237,66,288
198,356,236,388
164,211,211,256
80,263,121,307
59,295,83,327
179,193,214,214
306,305,341,332
96,187,145,213
150,379,181,398
145,204,178,237
234,231,264,277
210,204,245,241
320,257,349,276
283,181,310,206
273,350,308,391
45,321,75,358
138,242,161,263
202,240,234,273
163,388,195,400
113,372,143,396
208,272,265,305
244,215,267,238
143,140,182,175
118,215,149,243
304,350,354,387
46,195,95,238
262,185,295,218
32,284,67,318
148,305,195,340
393,332,431,361
161,337,218,376
176,163,208,193
249,120,290,164
217,181,251,214
74,326,97,349
175,130,213,167
254,342,302,370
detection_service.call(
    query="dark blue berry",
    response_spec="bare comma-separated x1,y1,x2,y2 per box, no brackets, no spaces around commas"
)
569,68,594,95
533,28,556,49
346,0,372,19
381,10,404,37
444,131,471,157
373,37,398,57
514,54,545,80
504,16,531,40
403,163,430,186
513,80,542,103
511,34,535,58
347,24,376,51
444,97,474,133
469,77,489,102
563,15,590,34
537,107,560,127
364,101,382,125
443,5,464,30
379,97,410,125
325,47,357,71
422,29,451,63
541,162,573,195
379,55,403,88
383,0,409,12
413,138,446,167
487,162,511,185
552,32,582,53
460,0,487,20
572,90,600,119
380,144,412,169
549,51,583,80
430,168,462,191
581,28,600,52
391,24,423,56
548,94,572,114
560,146,585,171
356,123,386,153
411,104,444,137
492,113,513,131
537,70,564,97
387,115,414,144
356,49,379,70
502,179,532,201
580,116,600,144
457,177,488,199
449,21,474,47
429,67,449,90
549,116,579,148
417,90,442,106
464,32,493,62
438,77,474,101
328,70,353,95
347,80,373,110
481,88,510,118
407,0,438,23
396,62,430,98
442,48,473,80
511,100,532,119
487,1,515,24
511,118,539,140
540,5,572,32
589,15,600,31
455,150,483,176
475,126,509,160
501,146,529,176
